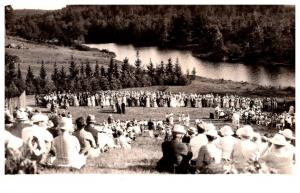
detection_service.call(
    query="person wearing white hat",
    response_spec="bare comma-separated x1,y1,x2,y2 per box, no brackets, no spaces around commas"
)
196,128,222,173
279,129,295,162
260,134,295,174
22,113,54,165
231,125,259,171
52,117,86,169
156,124,192,174
7,111,31,138
189,122,208,163
218,125,237,161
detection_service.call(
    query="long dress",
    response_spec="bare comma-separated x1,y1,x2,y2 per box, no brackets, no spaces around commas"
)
170,96,177,108
74,95,79,107
146,96,150,108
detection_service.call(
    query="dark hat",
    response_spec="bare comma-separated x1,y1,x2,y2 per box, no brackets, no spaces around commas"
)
76,117,86,128
86,114,96,123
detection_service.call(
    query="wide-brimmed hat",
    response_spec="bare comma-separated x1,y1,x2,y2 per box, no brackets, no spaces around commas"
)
206,128,219,137
172,124,186,134
279,129,295,140
188,126,197,134
220,125,234,136
238,125,254,138
58,117,74,132
86,114,96,123
204,123,216,131
16,111,28,121
270,134,287,146
31,114,48,123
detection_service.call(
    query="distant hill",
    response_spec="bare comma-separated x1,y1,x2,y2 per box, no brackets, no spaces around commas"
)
14,9,52,18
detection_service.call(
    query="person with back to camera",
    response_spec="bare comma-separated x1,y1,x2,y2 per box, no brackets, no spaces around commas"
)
156,124,192,174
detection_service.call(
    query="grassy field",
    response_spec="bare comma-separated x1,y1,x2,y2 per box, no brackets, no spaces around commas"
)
26,96,278,174
41,137,163,174
5,36,117,77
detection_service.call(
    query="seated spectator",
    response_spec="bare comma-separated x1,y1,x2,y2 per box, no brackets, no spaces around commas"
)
156,124,192,174
74,117,98,156
260,134,295,174
52,117,86,169
196,128,222,173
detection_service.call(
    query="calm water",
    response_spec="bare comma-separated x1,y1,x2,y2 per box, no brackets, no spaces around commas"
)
87,43,295,88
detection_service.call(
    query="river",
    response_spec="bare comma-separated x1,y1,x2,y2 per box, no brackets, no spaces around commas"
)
86,43,295,88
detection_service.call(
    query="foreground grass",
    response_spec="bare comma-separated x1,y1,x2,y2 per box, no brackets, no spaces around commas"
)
41,136,162,174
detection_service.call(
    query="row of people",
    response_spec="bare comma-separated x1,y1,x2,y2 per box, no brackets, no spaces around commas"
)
36,91,279,111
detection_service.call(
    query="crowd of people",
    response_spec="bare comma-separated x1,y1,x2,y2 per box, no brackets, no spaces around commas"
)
36,91,279,112
4,102,295,174
157,122,296,174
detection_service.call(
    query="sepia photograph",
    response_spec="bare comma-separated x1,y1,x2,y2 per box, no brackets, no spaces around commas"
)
3,2,295,176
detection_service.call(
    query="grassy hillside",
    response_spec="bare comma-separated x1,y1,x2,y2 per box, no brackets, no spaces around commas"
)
5,36,118,76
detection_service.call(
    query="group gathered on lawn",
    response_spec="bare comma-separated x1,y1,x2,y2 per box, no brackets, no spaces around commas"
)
5,100,295,174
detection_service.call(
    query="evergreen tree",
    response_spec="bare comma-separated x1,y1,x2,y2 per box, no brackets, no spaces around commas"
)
121,57,131,88
166,58,174,85
113,62,120,79
134,50,142,87
186,68,191,84
80,62,85,78
85,60,92,78
94,61,100,78
51,63,60,91
100,65,106,77
15,63,26,94
156,61,166,85
17,63,22,80
39,63,47,90
69,60,79,80
59,65,67,91
191,67,197,80
147,58,155,85
174,58,182,85
107,58,115,81
24,66,35,94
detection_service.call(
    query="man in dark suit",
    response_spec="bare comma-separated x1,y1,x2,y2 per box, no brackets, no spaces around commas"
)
85,114,99,147
156,124,192,174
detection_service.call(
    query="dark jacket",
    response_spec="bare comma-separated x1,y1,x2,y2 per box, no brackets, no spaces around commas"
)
156,139,192,174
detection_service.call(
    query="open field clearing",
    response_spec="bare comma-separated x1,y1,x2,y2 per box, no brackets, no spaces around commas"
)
26,96,279,174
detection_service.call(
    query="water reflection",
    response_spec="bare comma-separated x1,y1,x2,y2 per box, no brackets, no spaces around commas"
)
87,43,295,88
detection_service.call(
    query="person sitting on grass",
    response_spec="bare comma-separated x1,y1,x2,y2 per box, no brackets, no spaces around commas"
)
260,134,295,174
51,117,86,169
196,128,222,174
85,114,99,147
74,117,98,156
156,124,192,174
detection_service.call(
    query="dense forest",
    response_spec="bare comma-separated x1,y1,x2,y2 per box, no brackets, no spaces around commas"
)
5,53,194,97
5,5,295,65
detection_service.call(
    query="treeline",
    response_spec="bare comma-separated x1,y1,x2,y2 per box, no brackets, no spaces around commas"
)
5,54,195,97
5,5,295,65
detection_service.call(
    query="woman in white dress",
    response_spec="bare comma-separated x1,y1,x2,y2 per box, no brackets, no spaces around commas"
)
73,95,79,107
170,95,177,108
146,95,150,108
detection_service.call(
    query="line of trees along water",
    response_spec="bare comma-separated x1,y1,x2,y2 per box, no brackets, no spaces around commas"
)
5,5,295,65
5,54,195,97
